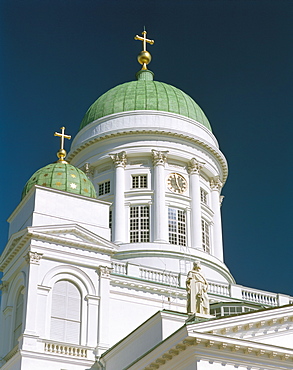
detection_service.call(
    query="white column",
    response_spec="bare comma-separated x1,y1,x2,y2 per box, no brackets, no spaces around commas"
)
152,150,168,243
210,177,224,261
110,151,127,244
188,158,205,249
95,266,111,356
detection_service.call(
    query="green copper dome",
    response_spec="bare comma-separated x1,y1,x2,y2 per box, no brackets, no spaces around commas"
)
79,70,211,131
22,162,97,199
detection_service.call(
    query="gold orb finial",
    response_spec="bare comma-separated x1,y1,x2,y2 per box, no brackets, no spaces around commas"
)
54,127,71,163
134,30,154,70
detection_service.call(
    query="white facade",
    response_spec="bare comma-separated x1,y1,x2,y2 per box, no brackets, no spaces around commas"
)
1,82,293,370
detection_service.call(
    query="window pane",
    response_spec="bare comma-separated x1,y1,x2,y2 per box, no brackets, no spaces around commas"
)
130,205,150,242
132,175,147,189
168,208,186,246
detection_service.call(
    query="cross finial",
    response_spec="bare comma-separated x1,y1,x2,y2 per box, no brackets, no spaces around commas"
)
54,126,71,163
134,29,154,70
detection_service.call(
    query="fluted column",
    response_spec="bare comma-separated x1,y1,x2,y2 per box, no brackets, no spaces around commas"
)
210,177,224,261
110,151,127,244
188,158,205,249
152,150,168,243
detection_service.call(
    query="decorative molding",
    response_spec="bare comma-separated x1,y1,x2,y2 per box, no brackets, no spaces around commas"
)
220,195,225,206
210,177,223,192
25,251,43,265
0,281,9,293
187,158,205,175
109,151,127,168
67,127,228,184
152,149,168,166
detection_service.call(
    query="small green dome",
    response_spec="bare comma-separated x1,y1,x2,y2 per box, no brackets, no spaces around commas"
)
79,71,211,131
22,162,97,199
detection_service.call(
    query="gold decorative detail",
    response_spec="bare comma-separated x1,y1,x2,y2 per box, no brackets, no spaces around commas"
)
84,188,88,193
57,172,62,175
70,174,76,178
56,182,61,186
167,173,187,194
42,183,47,186
70,183,77,189
54,127,71,163
134,29,154,70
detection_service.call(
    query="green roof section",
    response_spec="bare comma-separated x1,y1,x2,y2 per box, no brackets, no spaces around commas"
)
22,162,97,200
79,70,212,131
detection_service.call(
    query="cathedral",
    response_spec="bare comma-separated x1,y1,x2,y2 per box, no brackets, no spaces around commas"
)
0,31,292,370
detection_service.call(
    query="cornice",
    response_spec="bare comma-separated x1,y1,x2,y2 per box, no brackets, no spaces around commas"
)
0,224,117,271
138,330,293,370
110,274,187,299
68,129,228,184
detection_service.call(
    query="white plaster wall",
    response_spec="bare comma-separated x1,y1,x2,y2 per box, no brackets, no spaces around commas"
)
8,187,111,240
70,111,219,152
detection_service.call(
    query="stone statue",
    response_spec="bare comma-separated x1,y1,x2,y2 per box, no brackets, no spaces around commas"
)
186,261,209,315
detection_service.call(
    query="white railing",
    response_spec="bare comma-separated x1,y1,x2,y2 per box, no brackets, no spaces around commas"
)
44,342,87,357
139,267,179,287
242,289,278,306
112,261,127,275
208,282,230,296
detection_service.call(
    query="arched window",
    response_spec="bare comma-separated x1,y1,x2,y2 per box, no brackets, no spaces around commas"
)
13,291,24,347
50,280,81,344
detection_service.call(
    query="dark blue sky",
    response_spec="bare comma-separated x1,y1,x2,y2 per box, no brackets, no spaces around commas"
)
1,0,292,296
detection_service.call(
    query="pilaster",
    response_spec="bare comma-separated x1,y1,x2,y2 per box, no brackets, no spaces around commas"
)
21,251,43,351
96,265,112,356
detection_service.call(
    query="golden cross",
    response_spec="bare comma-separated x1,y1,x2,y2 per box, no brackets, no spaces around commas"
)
54,127,71,151
134,30,154,52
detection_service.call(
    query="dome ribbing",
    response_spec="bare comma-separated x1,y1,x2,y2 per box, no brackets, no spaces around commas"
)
79,71,211,131
22,162,96,199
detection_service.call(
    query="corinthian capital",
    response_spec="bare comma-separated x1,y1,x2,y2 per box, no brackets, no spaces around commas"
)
152,149,168,166
110,151,127,168
187,158,205,174
97,266,112,278
25,251,43,265
210,177,223,192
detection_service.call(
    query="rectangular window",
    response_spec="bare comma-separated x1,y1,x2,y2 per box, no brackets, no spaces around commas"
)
201,219,210,253
98,180,110,196
130,205,150,242
132,175,147,189
200,188,208,204
168,208,186,246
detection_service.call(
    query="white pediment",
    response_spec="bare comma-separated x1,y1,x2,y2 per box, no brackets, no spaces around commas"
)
27,223,117,251
0,224,118,270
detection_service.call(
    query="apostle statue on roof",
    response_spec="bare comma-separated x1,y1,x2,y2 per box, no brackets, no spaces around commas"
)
186,261,210,316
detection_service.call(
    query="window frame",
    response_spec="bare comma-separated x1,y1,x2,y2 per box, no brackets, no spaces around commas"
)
129,205,150,243
168,207,187,246
131,174,148,189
